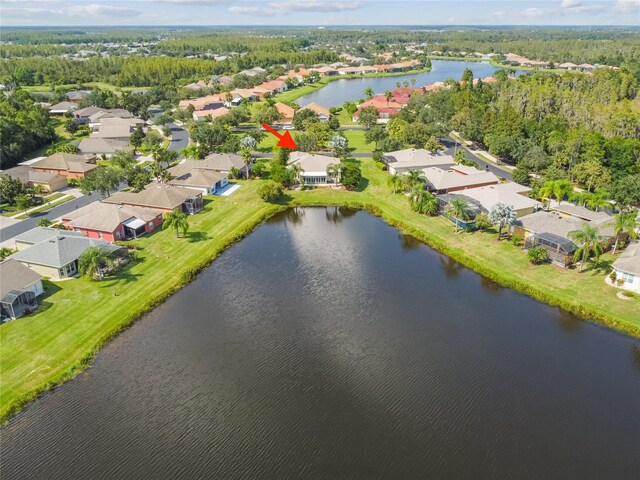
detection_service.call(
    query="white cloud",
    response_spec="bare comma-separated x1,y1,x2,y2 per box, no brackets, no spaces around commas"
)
68,4,140,16
522,7,552,17
228,6,284,15
615,0,640,11
269,0,363,12
142,0,232,4
561,0,582,8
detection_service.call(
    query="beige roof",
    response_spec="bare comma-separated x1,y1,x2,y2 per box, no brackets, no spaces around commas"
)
193,107,230,118
199,153,245,171
384,149,456,170
422,167,499,191
0,259,43,299
300,102,330,117
62,201,162,232
99,117,142,127
31,153,97,173
288,152,339,174
0,165,66,185
78,138,132,155
517,211,589,239
93,124,133,139
456,183,541,214
104,184,200,210
75,106,107,117
168,163,227,188
275,102,295,120
49,101,77,113
550,203,612,224
613,242,640,275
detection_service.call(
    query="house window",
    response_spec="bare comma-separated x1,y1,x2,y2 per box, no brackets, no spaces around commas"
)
98,232,103,239
620,272,635,284
116,230,122,239
148,221,153,228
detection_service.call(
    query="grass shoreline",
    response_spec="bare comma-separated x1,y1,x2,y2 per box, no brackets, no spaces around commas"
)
1,159,637,424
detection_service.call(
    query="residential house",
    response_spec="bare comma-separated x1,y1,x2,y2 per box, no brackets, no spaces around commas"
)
287,152,340,185
11,228,125,280
192,106,230,122
62,201,164,241
74,106,108,124
0,165,68,193
178,95,226,111
274,102,295,127
78,137,133,157
239,67,266,77
167,162,229,195
66,90,91,103
89,112,140,131
199,153,249,176
316,66,339,76
611,242,640,293
48,101,77,115
30,153,97,179
0,259,44,321
383,148,456,175
258,79,288,94
558,62,579,70
104,184,203,215
299,102,330,121
13,226,85,251
422,165,499,194
353,95,404,122
454,182,542,217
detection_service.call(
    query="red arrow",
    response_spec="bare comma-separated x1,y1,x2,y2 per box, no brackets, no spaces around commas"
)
261,123,297,150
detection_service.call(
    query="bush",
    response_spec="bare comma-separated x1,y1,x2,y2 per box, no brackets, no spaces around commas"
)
340,160,362,189
375,161,386,171
258,181,284,202
528,246,549,265
609,271,617,282
511,234,522,247
372,150,383,163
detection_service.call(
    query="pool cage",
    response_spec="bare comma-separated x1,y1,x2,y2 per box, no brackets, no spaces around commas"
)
1,289,38,321
524,232,576,267
436,194,484,230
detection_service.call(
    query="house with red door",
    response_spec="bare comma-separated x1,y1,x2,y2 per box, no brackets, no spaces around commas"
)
62,201,164,241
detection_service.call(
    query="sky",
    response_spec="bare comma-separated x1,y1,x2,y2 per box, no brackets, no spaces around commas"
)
2,0,639,27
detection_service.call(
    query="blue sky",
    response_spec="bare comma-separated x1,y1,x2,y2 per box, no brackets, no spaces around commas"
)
2,0,639,26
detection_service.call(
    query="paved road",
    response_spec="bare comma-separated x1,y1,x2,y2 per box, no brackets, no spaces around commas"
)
440,136,513,181
0,193,100,242
167,123,189,153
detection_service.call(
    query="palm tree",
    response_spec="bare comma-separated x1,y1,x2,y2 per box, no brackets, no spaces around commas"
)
387,173,402,194
612,211,638,254
326,163,340,185
78,247,115,280
164,210,189,238
289,163,304,185
446,198,473,233
409,184,439,215
411,78,416,87
240,136,257,179
404,169,426,190
539,180,573,207
384,90,392,105
569,224,604,272
364,87,374,98
585,191,612,212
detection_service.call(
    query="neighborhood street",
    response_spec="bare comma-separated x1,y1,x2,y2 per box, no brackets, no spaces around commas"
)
167,123,189,153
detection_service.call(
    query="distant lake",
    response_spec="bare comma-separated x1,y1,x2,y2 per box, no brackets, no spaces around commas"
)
2,208,639,479
297,60,525,107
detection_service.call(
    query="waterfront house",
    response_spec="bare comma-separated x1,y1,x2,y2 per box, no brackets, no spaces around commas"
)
422,165,499,194
199,153,249,177
178,95,226,111
299,102,331,121
104,184,203,215
0,165,68,193
13,227,86,251
30,153,97,179
383,149,455,175
258,79,288,94
275,102,296,127
454,182,542,217
0,259,44,321
611,242,640,293
11,228,126,280
62,201,164,241
167,162,229,195
287,152,341,185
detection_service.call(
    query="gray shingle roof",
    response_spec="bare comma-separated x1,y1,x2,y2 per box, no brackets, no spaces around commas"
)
613,242,640,275
200,154,245,171
0,259,43,300
13,227,85,246
11,234,122,268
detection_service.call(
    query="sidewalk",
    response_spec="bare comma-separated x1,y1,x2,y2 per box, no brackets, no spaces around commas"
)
450,131,515,171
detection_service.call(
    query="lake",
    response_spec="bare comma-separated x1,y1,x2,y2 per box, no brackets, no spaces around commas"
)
2,208,639,479
297,60,524,107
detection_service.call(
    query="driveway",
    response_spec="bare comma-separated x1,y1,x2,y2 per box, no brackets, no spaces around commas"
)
167,123,189,154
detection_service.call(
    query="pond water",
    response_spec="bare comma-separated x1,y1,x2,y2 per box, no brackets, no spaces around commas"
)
297,60,524,106
2,208,639,479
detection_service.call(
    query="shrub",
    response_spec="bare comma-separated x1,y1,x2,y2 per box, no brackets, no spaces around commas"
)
372,150,383,163
621,291,635,298
528,246,549,265
258,180,284,202
375,161,386,171
511,234,522,247
609,271,617,282
616,278,624,286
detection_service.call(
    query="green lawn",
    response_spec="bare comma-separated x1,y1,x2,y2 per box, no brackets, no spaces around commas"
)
343,130,374,152
1,160,638,423
15,195,74,219
22,82,148,93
